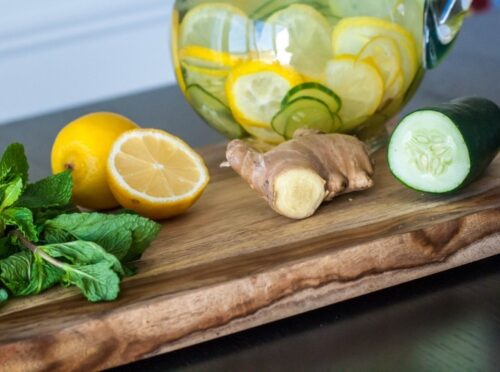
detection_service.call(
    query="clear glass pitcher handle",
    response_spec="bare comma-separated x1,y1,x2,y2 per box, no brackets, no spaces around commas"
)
424,0,472,69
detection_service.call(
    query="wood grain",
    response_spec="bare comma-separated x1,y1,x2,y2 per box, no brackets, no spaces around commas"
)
0,145,499,371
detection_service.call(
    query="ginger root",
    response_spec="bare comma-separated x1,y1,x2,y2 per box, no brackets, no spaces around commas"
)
224,130,374,219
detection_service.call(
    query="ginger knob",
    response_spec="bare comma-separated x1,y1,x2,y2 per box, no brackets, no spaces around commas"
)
224,130,375,219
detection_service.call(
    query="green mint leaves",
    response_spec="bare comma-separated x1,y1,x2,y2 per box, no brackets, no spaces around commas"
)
0,143,160,304
0,176,23,210
15,171,72,209
0,143,28,185
2,207,38,242
0,250,63,297
44,212,161,262
42,241,124,302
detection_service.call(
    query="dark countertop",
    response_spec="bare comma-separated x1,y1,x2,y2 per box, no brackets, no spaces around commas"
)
1,9,499,372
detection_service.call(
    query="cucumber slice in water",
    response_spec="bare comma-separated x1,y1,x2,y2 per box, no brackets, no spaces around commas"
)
271,97,341,139
184,67,228,103
187,84,247,139
281,82,341,113
388,97,500,193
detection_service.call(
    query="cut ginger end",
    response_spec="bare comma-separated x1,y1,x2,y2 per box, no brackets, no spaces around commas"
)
274,168,326,219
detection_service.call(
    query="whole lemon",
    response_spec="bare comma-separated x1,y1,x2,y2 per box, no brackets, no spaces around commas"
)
51,112,138,210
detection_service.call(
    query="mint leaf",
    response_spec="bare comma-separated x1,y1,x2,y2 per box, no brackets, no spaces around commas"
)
61,262,120,302
16,171,72,209
0,143,28,184
32,204,79,226
41,241,124,301
0,176,23,211
42,241,124,276
43,213,160,262
2,207,38,242
0,236,18,259
0,250,63,296
0,288,8,304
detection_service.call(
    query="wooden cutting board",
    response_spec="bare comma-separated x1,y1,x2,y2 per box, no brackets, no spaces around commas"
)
1,143,499,371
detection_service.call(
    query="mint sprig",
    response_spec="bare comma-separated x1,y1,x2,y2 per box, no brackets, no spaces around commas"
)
0,143,160,304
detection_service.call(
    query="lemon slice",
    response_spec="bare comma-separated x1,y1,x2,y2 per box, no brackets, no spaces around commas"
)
179,46,241,103
107,129,209,220
332,17,418,90
325,56,384,131
180,3,251,55
359,36,401,89
257,4,333,79
179,46,244,71
226,61,303,128
381,71,404,108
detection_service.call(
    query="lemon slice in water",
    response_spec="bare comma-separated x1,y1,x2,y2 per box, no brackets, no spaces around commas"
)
332,17,417,90
180,3,251,55
258,4,333,79
226,61,303,128
325,56,384,131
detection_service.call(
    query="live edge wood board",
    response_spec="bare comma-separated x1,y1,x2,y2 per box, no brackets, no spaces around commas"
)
0,143,499,371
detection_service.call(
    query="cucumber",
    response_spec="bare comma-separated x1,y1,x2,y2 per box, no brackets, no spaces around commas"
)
281,82,341,114
187,84,247,139
271,97,341,139
388,97,500,193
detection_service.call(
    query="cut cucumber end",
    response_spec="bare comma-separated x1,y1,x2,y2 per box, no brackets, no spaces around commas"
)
388,110,471,193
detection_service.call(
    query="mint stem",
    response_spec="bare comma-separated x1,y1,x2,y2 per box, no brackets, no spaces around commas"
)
12,230,66,270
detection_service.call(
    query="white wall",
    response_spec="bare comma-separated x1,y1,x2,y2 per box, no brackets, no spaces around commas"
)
0,0,176,125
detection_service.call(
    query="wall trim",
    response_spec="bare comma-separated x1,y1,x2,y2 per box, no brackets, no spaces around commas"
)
0,0,172,56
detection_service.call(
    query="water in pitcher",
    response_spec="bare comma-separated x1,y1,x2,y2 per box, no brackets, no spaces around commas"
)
172,0,433,147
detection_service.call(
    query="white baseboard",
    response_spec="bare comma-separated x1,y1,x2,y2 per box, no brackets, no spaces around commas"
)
0,0,177,125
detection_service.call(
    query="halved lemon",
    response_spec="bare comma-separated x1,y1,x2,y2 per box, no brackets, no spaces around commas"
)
180,3,251,55
226,61,303,128
107,129,209,220
325,56,384,131
258,4,333,79
332,17,418,90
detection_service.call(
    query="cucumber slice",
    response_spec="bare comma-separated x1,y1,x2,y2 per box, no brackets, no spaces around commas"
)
271,97,341,139
388,97,500,193
281,82,341,113
183,67,228,103
187,84,247,139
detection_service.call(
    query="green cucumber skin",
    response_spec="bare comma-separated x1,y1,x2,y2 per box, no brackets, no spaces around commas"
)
389,96,500,193
186,84,248,139
272,96,335,137
281,82,342,113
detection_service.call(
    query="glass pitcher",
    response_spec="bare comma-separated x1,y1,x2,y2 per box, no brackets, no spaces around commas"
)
171,0,471,149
